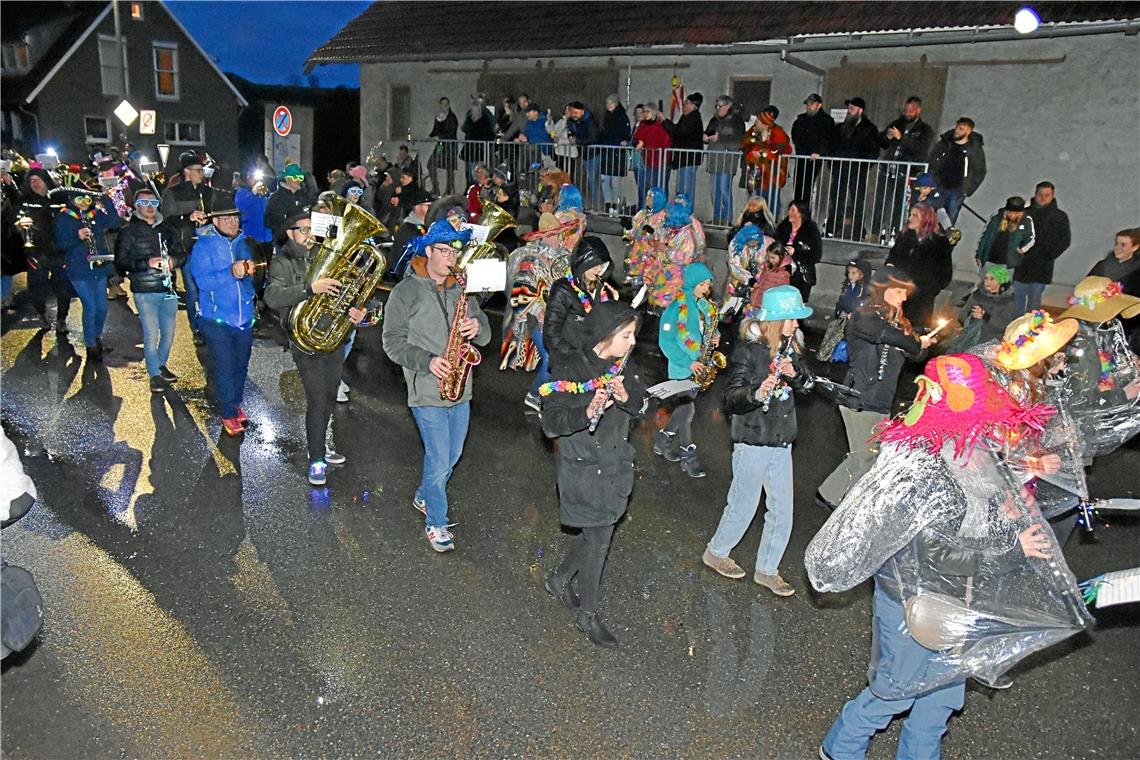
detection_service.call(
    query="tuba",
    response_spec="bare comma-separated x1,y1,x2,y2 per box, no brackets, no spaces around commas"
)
691,299,727,392
438,267,481,401
288,197,388,353
457,198,517,270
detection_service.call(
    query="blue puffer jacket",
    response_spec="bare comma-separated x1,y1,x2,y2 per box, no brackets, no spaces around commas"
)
659,262,714,380
234,187,271,243
189,225,256,328
55,201,121,283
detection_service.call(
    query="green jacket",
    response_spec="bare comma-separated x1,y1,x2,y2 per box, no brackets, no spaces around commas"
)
975,211,1035,269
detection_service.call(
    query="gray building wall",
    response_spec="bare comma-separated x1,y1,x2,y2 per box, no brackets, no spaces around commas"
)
31,2,243,175
359,31,1140,295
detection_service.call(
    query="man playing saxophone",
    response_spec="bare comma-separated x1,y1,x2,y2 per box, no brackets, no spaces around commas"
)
383,219,491,554
265,208,366,486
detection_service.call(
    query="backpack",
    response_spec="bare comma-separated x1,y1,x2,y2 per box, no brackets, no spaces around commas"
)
1,562,43,659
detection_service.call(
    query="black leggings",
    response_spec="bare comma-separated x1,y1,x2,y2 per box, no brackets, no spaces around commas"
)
292,346,345,463
554,524,615,613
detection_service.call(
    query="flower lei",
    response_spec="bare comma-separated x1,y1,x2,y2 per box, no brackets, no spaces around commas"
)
675,296,702,353
566,274,611,313
1068,281,1123,310
1011,310,1048,347
63,206,98,224
537,361,623,397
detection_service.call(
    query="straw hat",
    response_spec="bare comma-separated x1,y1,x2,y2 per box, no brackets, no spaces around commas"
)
995,310,1079,371
1057,276,1140,323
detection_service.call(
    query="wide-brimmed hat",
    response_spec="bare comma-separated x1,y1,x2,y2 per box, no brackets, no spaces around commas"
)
995,310,1078,371
415,218,472,252
281,206,312,231
756,284,813,321
877,353,1053,459
205,190,240,218
1057,276,1140,322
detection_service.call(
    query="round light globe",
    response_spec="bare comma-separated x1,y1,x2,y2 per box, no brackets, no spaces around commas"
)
1014,7,1040,34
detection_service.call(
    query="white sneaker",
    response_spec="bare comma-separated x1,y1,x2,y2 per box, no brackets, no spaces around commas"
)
324,448,346,465
426,525,455,553
337,380,350,403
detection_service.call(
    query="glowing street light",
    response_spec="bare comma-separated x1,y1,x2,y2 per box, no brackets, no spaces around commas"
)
1014,7,1041,34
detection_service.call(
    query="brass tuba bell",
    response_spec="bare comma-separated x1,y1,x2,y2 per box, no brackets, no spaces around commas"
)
288,197,388,353
457,198,518,270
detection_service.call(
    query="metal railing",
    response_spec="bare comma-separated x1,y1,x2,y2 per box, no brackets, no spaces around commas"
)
397,138,925,247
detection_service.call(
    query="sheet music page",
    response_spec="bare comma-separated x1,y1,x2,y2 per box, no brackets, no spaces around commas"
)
464,259,506,293
1097,568,1140,607
310,212,337,239
460,223,490,245
647,379,699,399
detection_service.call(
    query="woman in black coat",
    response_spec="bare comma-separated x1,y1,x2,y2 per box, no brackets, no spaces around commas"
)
598,96,632,213
885,202,953,329
541,301,646,649
774,199,823,304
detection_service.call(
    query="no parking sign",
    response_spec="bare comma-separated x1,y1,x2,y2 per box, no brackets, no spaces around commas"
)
272,106,292,137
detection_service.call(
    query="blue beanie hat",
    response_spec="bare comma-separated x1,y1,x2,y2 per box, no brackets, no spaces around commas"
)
413,218,472,255
731,223,763,250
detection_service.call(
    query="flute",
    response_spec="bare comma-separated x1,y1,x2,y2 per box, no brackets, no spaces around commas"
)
588,345,633,434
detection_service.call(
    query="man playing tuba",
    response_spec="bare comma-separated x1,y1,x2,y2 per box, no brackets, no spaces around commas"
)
382,220,491,554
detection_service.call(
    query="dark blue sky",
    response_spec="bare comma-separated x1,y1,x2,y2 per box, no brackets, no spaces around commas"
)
167,1,371,88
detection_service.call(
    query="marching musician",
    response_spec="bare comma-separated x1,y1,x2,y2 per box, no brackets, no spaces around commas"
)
382,220,491,554
540,301,645,648
644,194,705,311
265,208,364,484
190,192,257,435
655,261,717,478
160,151,214,343
702,287,813,598
53,187,120,361
114,187,180,391
16,167,71,333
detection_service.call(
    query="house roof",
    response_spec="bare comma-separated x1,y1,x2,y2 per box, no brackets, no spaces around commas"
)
226,73,359,108
307,0,1140,66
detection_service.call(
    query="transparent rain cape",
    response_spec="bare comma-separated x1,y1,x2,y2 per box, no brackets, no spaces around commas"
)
1059,321,1140,458
806,441,1093,696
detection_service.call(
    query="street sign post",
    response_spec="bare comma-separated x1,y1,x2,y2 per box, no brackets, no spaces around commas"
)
272,106,292,137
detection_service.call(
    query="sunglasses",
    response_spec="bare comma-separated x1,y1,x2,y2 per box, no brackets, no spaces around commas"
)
134,198,160,207
291,226,312,234
347,188,363,195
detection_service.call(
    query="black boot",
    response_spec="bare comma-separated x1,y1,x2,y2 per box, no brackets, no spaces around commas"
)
679,444,706,478
575,609,618,648
544,573,580,612
653,430,679,462
86,343,103,361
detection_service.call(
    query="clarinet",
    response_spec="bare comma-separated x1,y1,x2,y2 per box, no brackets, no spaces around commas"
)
758,335,796,413
157,233,177,299
588,345,633,433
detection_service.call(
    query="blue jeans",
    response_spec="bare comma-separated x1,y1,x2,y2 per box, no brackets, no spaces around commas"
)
707,444,793,575
411,402,470,528
134,290,179,376
823,585,965,760
69,277,110,347
199,319,253,418
1,274,12,303
942,189,965,225
710,172,733,225
1012,281,1046,314
675,165,696,200
530,326,550,393
180,262,200,333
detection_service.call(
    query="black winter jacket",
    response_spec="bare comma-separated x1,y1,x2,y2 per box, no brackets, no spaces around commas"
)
775,219,823,290
263,185,315,241
544,243,615,355
723,337,808,447
834,116,880,159
160,179,213,260
16,171,61,262
1017,201,1071,285
542,346,646,528
928,130,987,196
791,110,835,156
842,306,924,414
704,109,746,175
879,116,934,162
885,230,954,301
666,111,704,168
2,183,27,276
114,214,178,293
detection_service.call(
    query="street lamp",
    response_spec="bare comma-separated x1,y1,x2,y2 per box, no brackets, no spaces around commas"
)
1014,7,1041,34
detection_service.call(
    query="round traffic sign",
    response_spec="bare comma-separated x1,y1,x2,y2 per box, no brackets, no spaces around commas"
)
272,106,292,137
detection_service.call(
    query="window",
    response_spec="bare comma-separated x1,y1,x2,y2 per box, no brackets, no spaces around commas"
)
98,34,128,96
130,2,144,20
152,43,178,100
164,120,204,145
2,42,30,73
85,116,111,143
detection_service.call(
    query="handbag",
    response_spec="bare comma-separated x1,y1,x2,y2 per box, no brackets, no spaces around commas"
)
816,312,849,362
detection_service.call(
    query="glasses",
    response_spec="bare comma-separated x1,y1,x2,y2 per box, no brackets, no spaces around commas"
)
291,226,312,234
430,245,459,257
347,188,363,196
134,198,160,207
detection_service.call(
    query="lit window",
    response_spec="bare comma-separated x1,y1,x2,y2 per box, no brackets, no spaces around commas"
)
152,43,179,100
85,116,111,143
2,42,30,73
97,34,127,97
164,120,204,145
130,2,144,20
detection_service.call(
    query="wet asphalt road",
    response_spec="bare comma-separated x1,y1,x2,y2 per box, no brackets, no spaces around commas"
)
1,287,1138,760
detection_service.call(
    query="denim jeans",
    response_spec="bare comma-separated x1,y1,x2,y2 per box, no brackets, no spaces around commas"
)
200,319,253,419
1,274,11,303
530,326,550,393
675,165,696,200
707,444,794,575
293,347,345,463
180,262,200,333
822,584,965,760
634,168,648,209
27,260,73,321
411,402,470,528
134,290,179,376
601,175,622,208
1012,281,1047,314
69,277,110,347
710,172,733,225
942,189,966,225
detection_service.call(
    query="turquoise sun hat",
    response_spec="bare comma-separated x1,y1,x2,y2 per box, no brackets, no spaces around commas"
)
756,285,813,321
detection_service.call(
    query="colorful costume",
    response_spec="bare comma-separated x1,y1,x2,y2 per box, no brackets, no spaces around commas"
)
645,195,706,311
625,187,667,283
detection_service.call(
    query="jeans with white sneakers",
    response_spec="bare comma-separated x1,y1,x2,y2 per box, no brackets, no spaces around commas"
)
411,402,470,528
706,443,793,576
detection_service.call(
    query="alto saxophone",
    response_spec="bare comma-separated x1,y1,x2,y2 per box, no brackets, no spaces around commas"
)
690,299,727,392
438,268,482,401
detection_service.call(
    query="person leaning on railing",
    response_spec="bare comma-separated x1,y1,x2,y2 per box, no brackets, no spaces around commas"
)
632,104,671,208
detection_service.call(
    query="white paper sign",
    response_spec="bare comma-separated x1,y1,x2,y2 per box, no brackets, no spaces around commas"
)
647,379,699,399
829,108,848,124
464,259,506,293
310,211,338,239
721,296,743,316
460,223,490,245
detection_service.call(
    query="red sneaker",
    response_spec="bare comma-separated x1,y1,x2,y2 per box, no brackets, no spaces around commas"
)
222,417,245,436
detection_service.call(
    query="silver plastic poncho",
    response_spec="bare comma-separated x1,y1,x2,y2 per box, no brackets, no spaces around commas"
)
499,241,571,371
1061,320,1140,457
806,440,1093,697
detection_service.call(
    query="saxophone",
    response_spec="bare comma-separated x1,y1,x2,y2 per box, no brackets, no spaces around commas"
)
690,299,727,392
438,268,482,401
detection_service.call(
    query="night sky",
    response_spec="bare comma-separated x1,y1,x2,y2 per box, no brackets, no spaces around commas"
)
166,1,372,88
